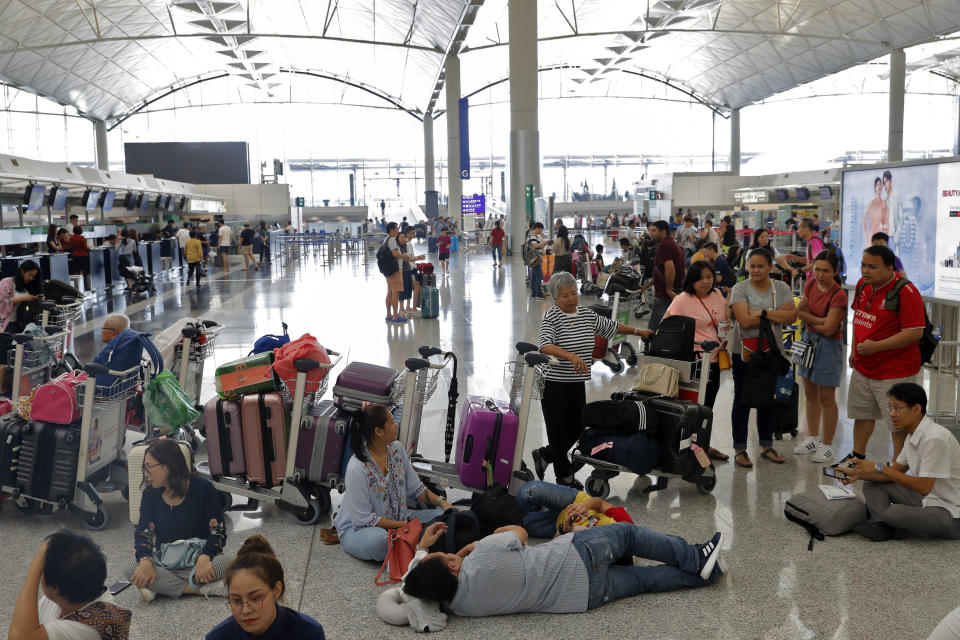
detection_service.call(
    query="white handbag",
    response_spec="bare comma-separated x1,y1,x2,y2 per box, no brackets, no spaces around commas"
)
632,363,680,397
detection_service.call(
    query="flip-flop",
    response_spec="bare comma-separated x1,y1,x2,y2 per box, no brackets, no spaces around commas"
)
734,451,753,469
761,447,785,464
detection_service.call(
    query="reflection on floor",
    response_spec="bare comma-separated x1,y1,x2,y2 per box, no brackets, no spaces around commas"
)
1,239,957,640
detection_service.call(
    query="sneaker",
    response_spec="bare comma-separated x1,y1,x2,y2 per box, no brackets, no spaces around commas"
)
696,531,724,580
138,587,156,602
197,580,226,598
812,444,834,463
531,447,549,481
793,437,818,455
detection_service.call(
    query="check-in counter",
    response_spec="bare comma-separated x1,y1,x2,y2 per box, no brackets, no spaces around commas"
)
1,255,38,279
87,248,106,291
98,248,120,286
145,241,162,275
162,237,181,269
37,253,69,283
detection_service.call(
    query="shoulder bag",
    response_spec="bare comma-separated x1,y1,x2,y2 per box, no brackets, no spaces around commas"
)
741,319,791,409
696,294,730,370
791,288,840,369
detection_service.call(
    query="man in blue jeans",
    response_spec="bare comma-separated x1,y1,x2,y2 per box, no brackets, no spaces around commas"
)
516,480,635,538
403,523,724,616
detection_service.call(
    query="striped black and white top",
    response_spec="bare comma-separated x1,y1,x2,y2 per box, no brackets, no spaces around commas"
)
539,305,619,382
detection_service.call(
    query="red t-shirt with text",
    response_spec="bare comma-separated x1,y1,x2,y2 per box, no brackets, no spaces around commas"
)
490,227,505,246
851,275,924,379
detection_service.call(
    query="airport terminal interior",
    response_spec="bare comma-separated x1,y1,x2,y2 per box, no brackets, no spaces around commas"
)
3,1,960,639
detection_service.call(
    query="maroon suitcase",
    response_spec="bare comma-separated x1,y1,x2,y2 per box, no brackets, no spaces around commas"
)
332,362,399,410
204,397,245,477
241,392,288,487
294,400,352,491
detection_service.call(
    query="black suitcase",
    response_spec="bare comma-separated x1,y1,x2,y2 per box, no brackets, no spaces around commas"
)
578,429,661,476
648,396,712,478
0,418,25,487
16,422,79,503
42,279,81,304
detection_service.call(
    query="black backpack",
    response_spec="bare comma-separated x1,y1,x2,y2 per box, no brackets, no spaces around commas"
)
376,241,399,276
427,509,481,554
647,315,696,361
854,278,937,365
470,483,524,537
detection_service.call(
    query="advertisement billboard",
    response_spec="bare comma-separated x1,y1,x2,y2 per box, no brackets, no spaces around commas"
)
841,159,960,299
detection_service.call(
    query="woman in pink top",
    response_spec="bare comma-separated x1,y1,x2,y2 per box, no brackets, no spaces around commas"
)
663,259,730,461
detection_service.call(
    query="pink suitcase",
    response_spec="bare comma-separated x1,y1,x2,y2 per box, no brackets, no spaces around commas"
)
455,396,519,490
241,392,288,487
204,398,245,477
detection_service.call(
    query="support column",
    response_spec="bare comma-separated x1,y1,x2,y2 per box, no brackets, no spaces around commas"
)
445,56,462,228
424,112,439,219
888,48,906,163
955,96,960,157
94,120,109,170
729,108,740,175
508,0,540,255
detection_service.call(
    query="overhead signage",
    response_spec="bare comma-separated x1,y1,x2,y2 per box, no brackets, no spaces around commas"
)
459,97,470,180
461,194,485,215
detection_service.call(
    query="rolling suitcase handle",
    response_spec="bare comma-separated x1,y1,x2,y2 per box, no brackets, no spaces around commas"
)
258,393,276,483
216,400,235,471
443,351,458,463
482,399,503,489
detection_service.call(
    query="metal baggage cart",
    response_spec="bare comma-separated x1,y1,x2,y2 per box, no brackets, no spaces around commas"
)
5,357,145,530
41,299,84,354
195,349,342,524
398,342,550,495
169,321,224,450
591,284,641,374
571,342,719,499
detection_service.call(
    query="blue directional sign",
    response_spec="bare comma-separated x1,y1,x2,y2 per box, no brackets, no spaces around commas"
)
461,194,485,215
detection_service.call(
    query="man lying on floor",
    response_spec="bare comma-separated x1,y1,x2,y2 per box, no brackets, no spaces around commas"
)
402,521,725,616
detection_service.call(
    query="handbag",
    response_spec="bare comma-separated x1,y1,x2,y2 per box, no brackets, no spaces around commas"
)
790,339,815,368
632,363,680,397
30,370,87,425
741,320,791,409
376,518,423,586
717,348,732,370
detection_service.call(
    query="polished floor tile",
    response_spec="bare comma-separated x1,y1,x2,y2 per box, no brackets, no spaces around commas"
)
0,237,957,639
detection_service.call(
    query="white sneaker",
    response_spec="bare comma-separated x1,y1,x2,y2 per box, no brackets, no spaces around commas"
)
812,444,835,463
138,587,156,602
793,437,818,455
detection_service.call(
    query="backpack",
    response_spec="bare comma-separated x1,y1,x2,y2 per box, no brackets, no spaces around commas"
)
570,234,588,253
377,240,399,276
520,239,541,267
784,487,867,550
647,315,697,361
470,483,524,537
854,278,938,365
93,328,163,389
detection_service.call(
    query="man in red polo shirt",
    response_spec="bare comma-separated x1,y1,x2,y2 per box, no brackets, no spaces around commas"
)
841,245,925,466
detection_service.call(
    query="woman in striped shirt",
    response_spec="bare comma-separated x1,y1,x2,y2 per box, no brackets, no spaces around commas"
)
533,272,651,488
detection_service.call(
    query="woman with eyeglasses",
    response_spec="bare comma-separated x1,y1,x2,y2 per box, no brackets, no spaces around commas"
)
207,535,326,639
122,439,229,602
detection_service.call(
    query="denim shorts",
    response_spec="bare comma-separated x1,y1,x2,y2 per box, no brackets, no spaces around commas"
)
796,329,844,388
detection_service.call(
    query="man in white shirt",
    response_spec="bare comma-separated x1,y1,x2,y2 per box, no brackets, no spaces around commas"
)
10,532,131,640
175,224,190,265
217,222,232,274
844,382,960,540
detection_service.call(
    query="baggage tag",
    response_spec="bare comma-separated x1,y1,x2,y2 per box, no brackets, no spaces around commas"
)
690,443,711,469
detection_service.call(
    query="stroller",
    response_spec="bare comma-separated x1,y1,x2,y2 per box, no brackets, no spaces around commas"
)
118,255,156,296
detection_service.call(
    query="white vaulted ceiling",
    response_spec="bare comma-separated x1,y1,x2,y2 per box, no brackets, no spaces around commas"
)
0,0,959,125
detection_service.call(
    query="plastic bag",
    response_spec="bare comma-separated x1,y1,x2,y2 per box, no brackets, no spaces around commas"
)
144,370,200,432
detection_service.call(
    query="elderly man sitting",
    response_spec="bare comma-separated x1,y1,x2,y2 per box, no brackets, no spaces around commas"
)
99,313,130,344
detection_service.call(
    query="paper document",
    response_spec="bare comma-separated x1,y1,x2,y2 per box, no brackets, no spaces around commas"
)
412,461,433,472
818,484,856,500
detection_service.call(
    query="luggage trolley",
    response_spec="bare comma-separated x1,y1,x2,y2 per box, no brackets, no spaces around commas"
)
170,320,224,450
196,350,342,525
40,298,84,355
398,342,549,495
590,284,641,374
572,342,719,499
6,356,145,530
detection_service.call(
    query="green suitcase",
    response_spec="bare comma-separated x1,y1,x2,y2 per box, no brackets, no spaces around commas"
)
215,352,279,400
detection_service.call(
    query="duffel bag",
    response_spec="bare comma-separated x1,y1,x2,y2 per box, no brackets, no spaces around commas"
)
582,398,658,434
30,370,87,424
578,430,661,477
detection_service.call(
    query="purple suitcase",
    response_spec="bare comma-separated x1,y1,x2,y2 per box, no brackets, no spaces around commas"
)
294,400,352,491
455,396,519,490
204,397,245,477
332,362,399,410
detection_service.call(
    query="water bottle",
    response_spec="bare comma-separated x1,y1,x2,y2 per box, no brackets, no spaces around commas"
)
934,325,943,341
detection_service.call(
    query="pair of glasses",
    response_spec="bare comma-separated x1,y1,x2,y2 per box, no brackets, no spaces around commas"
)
142,461,162,476
229,593,269,612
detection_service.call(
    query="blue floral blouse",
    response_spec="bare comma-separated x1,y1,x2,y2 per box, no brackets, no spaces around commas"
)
333,441,426,534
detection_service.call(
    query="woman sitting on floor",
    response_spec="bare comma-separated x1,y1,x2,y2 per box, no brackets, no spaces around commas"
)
334,404,452,562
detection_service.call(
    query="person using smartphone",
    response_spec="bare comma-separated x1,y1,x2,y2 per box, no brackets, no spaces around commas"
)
9,531,132,640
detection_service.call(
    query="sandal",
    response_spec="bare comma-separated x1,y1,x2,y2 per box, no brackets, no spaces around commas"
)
734,451,753,469
707,447,729,462
760,447,785,464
